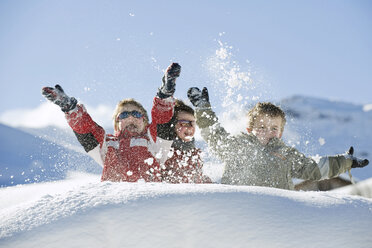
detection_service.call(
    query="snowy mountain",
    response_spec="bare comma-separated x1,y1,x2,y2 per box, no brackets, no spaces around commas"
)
281,95,372,154
0,123,101,187
280,95,372,181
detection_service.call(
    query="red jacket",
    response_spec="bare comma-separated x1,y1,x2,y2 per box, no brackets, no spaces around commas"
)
162,148,212,184
65,97,174,182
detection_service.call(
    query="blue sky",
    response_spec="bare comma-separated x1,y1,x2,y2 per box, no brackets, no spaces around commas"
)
0,0,371,128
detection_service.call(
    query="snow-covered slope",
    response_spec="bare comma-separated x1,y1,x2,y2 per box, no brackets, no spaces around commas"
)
0,123,101,187
281,95,372,155
0,173,371,248
280,95,372,180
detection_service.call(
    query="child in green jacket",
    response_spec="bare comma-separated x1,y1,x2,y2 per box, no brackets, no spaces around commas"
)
187,87,369,190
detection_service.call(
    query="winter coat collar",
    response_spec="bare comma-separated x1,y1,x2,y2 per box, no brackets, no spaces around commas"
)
240,132,286,151
172,137,196,152
115,127,149,140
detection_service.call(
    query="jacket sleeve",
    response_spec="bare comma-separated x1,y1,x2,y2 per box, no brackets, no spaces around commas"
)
315,155,353,179
147,97,175,164
157,121,176,141
65,104,106,167
196,105,239,159
148,96,175,142
286,147,352,180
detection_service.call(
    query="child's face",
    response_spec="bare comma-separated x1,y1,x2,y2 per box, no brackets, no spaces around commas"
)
175,111,196,142
247,114,283,145
116,104,146,134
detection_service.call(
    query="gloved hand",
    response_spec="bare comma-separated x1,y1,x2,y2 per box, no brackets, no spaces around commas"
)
187,87,210,108
41,84,77,112
346,146,369,168
157,63,181,99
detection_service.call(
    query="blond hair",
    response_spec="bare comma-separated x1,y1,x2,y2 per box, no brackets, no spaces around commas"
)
247,102,286,133
112,98,149,132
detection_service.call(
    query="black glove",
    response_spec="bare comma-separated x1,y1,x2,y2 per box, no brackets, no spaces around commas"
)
347,146,369,168
187,87,210,108
157,63,181,99
41,84,77,113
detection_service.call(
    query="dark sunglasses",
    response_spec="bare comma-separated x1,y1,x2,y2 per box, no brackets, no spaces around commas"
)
177,120,195,127
118,110,144,119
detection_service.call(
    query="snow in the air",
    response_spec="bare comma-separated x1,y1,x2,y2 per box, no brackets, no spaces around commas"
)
1,2,372,247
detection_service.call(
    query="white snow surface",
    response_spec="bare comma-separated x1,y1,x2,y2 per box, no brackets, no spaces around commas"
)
1,173,372,248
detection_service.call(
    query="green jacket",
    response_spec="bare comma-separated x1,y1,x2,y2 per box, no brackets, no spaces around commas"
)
195,105,352,190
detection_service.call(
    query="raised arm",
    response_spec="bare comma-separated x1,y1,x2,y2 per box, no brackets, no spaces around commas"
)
288,146,369,181
42,84,77,113
42,85,106,166
149,63,181,141
187,87,239,157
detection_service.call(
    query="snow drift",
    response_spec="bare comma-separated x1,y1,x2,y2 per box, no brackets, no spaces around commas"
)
1,173,372,248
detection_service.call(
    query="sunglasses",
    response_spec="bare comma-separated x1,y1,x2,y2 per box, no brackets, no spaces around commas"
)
118,110,144,119
177,120,195,127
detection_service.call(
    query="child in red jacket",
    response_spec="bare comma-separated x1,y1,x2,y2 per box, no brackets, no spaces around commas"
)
42,63,181,183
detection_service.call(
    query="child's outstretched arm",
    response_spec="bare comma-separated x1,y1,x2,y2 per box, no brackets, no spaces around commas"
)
187,87,241,157
315,146,369,180
289,146,369,181
150,63,180,141
41,85,77,113
155,63,182,141
42,84,106,166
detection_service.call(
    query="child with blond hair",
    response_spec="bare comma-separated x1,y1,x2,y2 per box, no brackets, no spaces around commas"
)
41,63,181,183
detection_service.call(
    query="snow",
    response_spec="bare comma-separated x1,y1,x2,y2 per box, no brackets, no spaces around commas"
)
0,98,372,248
318,137,326,146
334,178,372,198
0,38,371,247
1,172,372,248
